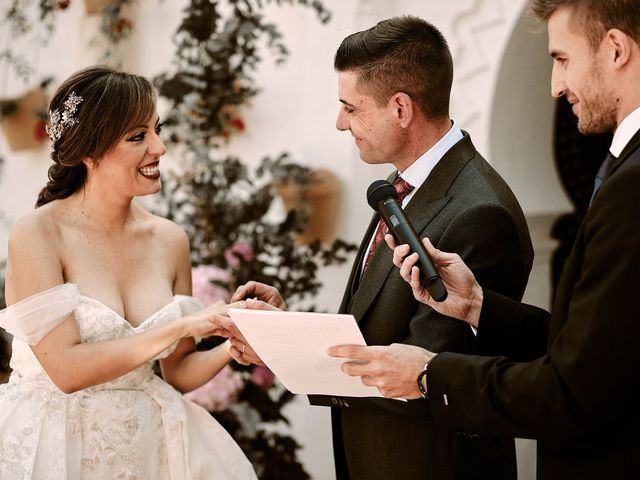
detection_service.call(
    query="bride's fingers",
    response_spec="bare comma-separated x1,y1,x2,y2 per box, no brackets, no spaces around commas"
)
210,327,231,338
245,298,280,311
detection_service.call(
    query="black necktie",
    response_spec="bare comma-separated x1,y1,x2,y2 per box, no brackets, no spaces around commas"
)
589,151,616,207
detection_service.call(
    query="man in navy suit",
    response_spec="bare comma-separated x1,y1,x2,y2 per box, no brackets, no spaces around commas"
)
330,1,640,478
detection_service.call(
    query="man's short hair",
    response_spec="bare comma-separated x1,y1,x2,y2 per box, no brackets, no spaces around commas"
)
529,0,640,50
334,16,453,120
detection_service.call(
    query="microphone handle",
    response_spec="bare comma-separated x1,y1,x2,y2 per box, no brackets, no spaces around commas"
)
379,199,448,302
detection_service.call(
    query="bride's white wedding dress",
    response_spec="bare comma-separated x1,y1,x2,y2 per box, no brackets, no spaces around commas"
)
0,284,257,479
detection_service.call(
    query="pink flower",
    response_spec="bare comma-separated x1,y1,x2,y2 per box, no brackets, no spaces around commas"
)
251,366,275,390
224,242,253,269
184,365,243,412
191,265,231,305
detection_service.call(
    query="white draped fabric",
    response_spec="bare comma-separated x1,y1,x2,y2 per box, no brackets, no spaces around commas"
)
0,284,256,480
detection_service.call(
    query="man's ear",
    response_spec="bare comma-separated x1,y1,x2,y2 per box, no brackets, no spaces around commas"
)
605,28,632,68
391,92,414,128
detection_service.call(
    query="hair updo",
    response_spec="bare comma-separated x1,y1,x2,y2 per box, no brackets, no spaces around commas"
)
36,65,156,207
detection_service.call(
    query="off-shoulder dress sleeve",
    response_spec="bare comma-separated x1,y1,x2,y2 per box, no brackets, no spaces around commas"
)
0,284,79,345
175,295,205,316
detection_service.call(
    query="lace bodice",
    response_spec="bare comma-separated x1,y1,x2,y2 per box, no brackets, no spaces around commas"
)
1,284,203,385
0,284,257,479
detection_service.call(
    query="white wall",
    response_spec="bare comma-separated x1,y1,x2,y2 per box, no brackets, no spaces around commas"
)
0,0,567,294
0,1,567,479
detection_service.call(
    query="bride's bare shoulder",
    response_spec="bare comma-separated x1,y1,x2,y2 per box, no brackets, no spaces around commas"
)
9,203,63,247
136,206,189,249
6,203,66,297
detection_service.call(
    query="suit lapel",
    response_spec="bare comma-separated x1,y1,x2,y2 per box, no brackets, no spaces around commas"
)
349,131,476,322
550,129,640,339
346,213,380,299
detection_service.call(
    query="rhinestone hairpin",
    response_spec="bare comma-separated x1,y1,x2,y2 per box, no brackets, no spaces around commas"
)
46,91,84,143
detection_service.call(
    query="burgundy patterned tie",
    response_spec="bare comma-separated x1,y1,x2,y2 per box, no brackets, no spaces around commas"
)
363,176,414,270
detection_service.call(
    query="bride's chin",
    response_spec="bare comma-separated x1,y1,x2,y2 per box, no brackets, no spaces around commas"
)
136,184,162,198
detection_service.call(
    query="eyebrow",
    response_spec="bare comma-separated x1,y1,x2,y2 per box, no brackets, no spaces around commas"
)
133,117,162,129
339,99,356,108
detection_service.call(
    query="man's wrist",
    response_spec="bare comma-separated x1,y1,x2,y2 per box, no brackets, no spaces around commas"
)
466,283,484,329
417,356,434,399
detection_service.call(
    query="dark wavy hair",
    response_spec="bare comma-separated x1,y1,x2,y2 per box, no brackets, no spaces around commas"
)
529,0,640,50
334,15,453,120
0,332,10,383
36,65,156,207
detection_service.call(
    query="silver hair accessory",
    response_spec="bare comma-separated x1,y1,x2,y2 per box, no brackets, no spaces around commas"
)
46,91,84,143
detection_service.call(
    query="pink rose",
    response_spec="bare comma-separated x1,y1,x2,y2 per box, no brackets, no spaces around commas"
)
191,265,231,305
224,242,253,269
251,365,275,390
184,365,243,412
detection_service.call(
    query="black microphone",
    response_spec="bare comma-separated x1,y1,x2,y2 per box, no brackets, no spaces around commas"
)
367,179,447,302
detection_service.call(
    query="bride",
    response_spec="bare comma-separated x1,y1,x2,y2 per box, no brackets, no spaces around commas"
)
0,65,257,479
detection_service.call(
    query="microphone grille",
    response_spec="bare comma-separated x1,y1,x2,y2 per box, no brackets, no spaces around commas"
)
367,180,397,210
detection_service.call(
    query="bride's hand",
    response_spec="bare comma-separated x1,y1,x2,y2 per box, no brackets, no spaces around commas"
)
180,300,246,339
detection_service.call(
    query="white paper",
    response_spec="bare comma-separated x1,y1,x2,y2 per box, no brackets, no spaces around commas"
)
227,308,384,398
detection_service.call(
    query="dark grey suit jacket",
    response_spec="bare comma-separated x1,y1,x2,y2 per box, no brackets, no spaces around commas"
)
426,129,640,479
310,132,534,480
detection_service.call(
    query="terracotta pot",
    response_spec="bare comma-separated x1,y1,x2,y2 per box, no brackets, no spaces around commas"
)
0,87,48,151
275,168,340,245
84,0,113,14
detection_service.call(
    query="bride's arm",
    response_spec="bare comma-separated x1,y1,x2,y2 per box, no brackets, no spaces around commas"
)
6,216,221,394
158,225,234,393
159,331,233,393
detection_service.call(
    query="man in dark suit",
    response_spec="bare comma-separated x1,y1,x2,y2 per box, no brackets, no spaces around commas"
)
330,1,640,478
308,16,534,480
227,15,533,480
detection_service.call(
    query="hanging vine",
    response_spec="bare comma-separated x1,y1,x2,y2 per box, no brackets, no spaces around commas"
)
152,0,354,308
152,4,355,476
0,3,356,477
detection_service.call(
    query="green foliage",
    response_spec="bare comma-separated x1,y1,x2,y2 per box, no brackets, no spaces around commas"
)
157,153,356,308
1,0,59,83
151,1,354,478
1,1,354,476
153,0,355,309
154,0,330,147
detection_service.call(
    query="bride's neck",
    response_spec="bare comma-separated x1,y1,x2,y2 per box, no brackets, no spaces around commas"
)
66,186,137,233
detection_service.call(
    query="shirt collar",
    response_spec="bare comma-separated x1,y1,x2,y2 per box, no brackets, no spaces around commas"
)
610,106,640,157
398,120,463,202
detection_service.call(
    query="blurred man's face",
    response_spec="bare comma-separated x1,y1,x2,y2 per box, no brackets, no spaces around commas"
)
548,6,617,134
336,71,407,168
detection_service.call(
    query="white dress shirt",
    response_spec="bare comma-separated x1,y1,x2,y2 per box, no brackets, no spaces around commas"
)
610,106,640,157
360,120,464,273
